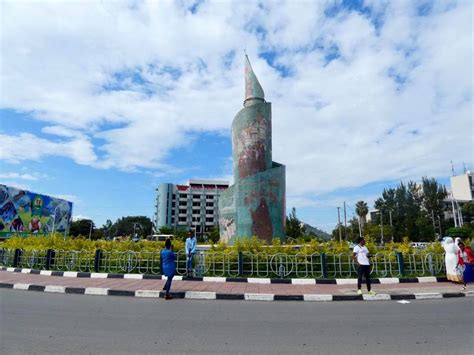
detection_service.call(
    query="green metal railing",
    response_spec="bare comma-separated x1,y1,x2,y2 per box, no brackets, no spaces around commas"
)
0,248,446,279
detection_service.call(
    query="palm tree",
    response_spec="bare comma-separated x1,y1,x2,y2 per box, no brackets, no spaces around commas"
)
355,201,369,230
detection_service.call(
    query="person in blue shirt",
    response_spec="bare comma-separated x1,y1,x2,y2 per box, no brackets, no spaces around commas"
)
161,238,176,300
185,230,196,277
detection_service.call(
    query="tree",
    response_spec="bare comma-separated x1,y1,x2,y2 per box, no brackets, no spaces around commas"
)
285,207,305,239
461,202,474,223
69,219,94,238
355,201,369,230
113,216,152,238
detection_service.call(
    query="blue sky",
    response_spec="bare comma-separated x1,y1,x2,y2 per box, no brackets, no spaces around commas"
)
0,0,472,232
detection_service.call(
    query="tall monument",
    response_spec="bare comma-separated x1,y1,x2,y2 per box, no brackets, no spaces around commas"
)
218,55,286,243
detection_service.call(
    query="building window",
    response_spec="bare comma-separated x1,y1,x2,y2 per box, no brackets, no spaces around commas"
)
179,201,187,206
193,202,200,207
206,202,214,207
179,217,186,222
179,209,186,214
206,217,213,222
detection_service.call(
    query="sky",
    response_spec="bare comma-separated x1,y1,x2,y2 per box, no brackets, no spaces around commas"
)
0,0,472,232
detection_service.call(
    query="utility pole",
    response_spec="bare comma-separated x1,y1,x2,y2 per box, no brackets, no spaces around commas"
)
389,210,393,243
343,201,347,241
357,215,362,238
450,190,458,228
88,220,93,240
337,207,342,242
379,211,384,245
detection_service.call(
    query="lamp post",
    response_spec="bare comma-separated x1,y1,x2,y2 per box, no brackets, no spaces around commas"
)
51,205,61,237
377,211,384,246
88,220,93,240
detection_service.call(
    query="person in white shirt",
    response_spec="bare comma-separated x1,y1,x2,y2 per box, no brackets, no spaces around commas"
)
353,237,375,295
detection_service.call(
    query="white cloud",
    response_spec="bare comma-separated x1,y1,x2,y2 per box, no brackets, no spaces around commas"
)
0,0,472,203
0,172,38,181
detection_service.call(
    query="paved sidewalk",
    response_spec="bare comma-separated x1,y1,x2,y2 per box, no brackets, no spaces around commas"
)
2,270,473,301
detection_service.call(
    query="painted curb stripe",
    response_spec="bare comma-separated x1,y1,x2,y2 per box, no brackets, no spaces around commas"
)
362,294,391,301
142,274,162,280
14,268,22,272
464,291,474,297
0,282,14,288
182,276,203,281
28,285,46,292
225,277,248,283
108,289,135,297
30,270,41,275
63,272,78,278
65,287,86,294
77,272,91,278
270,279,292,284
85,287,109,295
442,293,465,298
247,278,270,284
107,274,124,279
291,278,316,285
135,290,161,298
185,291,216,299
244,293,274,301
13,283,30,290
417,277,437,283
51,271,64,277
216,293,245,300
45,285,66,293
378,278,399,284
6,267,15,272
399,278,419,283
274,295,304,301
390,294,416,300
21,269,32,274
40,270,52,276
336,279,358,285
90,273,108,279
414,293,442,300
303,294,332,301
159,292,185,299
333,295,363,301
124,274,143,279
203,277,226,282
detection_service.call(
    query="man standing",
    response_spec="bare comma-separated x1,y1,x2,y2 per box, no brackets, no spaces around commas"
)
185,230,196,277
161,238,176,300
353,237,376,295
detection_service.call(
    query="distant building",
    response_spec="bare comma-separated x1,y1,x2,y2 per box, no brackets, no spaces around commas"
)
155,179,229,237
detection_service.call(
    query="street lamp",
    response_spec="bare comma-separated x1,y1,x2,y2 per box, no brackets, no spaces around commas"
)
377,211,384,246
51,205,61,237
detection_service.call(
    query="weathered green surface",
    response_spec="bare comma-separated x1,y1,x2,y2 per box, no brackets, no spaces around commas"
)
219,56,286,243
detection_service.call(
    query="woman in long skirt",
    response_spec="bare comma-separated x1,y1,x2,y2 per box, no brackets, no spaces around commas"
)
442,237,463,283
457,241,474,290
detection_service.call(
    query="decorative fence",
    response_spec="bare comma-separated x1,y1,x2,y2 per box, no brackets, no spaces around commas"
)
0,248,446,279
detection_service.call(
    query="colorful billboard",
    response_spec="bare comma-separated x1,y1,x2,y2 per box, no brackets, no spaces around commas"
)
0,184,73,238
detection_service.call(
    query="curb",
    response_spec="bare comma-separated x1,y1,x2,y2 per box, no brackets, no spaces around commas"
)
1,281,472,302
0,266,449,285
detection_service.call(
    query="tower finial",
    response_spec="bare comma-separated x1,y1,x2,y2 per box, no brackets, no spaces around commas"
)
244,55,265,106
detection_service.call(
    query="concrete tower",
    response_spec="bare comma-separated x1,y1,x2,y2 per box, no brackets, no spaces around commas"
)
218,56,286,243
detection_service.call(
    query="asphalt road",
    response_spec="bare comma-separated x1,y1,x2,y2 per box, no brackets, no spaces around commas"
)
1,290,473,355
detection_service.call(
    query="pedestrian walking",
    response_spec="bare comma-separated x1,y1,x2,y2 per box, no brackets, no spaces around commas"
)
161,238,176,300
457,241,474,290
185,230,196,277
353,237,376,295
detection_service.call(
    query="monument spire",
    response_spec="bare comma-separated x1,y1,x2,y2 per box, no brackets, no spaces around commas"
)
244,55,265,106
